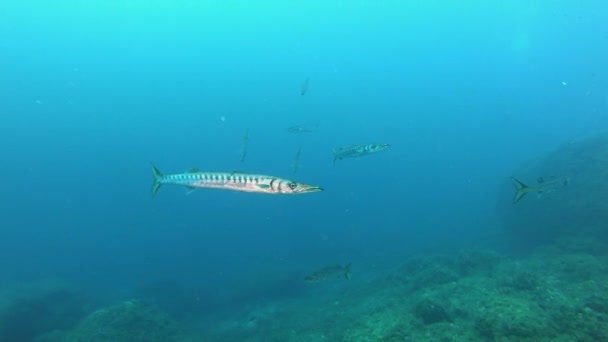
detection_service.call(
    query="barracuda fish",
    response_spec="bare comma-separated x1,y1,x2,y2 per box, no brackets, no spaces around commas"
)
151,164,323,196
332,143,391,164
292,147,301,174
287,124,318,134
240,129,249,162
300,77,310,96
511,176,569,204
304,264,351,282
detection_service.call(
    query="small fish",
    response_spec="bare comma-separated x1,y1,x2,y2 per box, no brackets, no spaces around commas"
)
240,129,249,162
300,78,310,96
287,124,318,134
332,143,391,164
292,147,301,174
511,176,569,204
304,264,351,282
151,164,323,196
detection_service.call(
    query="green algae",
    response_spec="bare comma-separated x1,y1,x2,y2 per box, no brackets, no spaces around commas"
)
4,240,606,341
197,237,608,341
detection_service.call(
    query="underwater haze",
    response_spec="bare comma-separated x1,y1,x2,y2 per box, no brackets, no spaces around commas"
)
1,0,608,341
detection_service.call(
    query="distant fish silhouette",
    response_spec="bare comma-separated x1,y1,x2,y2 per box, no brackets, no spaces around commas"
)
332,143,391,164
240,129,249,162
292,147,301,174
510,176,569,204
300,78,310,96
304,264,351,282
287,124,318,134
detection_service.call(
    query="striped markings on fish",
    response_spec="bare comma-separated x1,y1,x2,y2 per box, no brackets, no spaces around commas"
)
510,176,569,204
333,143,391,164
151,164,323,196
304,264,352,282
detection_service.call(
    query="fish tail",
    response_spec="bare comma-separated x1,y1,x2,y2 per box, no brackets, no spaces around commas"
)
344,263,352,280
511,177,528,204
332,148,338,165
151,163,163,196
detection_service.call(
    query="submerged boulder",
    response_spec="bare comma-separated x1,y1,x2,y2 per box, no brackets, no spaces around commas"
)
474,294,550,340
64,299,194,342
413,297,451,325
501,133,608,244
0,281,87,342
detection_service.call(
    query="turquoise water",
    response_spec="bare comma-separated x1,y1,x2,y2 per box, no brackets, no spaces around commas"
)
0,1,607,340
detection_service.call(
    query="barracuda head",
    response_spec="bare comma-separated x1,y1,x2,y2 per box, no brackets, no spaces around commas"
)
284,181,324,194
369,143,391,152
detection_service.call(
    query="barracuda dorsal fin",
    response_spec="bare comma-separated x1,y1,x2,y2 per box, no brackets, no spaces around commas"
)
187,168,202,173
231,170,245,174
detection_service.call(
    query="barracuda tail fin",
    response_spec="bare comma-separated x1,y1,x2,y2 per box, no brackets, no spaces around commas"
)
151,163,163,197
511,177,528,204
344,263,352,280
332,148,340,165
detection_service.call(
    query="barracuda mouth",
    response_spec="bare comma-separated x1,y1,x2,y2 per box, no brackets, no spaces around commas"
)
297,184,324,193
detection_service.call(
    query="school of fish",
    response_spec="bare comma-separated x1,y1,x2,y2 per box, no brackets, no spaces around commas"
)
150,78,570,284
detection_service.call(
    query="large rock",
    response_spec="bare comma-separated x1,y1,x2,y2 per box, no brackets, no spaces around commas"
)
0,281,87,342
63,300,195,342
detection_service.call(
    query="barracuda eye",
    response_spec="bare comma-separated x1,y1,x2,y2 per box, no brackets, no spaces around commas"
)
288,182,297,190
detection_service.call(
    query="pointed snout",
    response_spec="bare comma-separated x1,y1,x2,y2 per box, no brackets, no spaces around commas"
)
298,184,324,194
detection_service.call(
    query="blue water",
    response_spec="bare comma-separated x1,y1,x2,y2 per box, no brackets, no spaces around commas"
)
1,0,607,339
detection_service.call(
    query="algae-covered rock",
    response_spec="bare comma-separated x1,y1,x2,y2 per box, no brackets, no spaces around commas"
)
413,297,451,325
64,299,193,342
494,261,544,293
342,308,412,341
455,250,503,276
501,133,608,243
411,266,459,292
541,237,608,258
388,255,460,293
474,295,550,340
0,281,87,342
